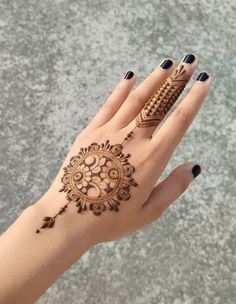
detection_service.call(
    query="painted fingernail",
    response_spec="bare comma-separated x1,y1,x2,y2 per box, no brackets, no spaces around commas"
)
183,54,195,64
124,71,134,80
192,164,201,178
197,72,209,82
160,59,173,69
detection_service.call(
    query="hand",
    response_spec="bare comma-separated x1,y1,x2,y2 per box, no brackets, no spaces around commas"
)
0,55,211,303
35,54,211,246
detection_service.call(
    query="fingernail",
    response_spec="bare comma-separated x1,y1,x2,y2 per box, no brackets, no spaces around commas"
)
192,164,201,178
124,71,134,80
160,59,173,69
183,54,195,64
197,72,209,82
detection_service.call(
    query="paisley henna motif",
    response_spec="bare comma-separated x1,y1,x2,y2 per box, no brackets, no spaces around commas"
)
36,140,137,233
136,65,188,128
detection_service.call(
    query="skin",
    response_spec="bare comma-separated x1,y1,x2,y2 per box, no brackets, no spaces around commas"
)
0,54,212,303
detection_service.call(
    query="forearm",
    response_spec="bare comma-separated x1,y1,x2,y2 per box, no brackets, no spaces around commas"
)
0,196,93,304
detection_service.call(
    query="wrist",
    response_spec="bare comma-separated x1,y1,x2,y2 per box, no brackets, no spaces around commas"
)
0,198,94,303
27,193,95,257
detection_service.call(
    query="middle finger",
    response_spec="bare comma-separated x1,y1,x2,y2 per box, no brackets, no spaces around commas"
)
133,53,198,139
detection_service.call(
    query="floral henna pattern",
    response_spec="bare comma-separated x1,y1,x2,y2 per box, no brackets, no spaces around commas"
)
35,67,188,234
36,140,137,233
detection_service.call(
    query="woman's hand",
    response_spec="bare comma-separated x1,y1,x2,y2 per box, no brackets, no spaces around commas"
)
35,54,211,246
0,54,212,304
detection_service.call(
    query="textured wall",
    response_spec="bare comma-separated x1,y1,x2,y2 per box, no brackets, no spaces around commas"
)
0,0,236,303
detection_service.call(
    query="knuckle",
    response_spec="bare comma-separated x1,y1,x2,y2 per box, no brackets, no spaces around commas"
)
173,107,192,127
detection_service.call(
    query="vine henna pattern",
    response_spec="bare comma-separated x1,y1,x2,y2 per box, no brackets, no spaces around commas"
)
136,65,188,128
36,141,137,233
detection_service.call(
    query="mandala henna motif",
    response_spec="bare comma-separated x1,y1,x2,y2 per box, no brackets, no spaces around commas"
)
36,141,137,233
136,65,188,128
35,65,188,234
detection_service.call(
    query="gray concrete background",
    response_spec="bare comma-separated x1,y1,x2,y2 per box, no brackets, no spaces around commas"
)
0,0,236,303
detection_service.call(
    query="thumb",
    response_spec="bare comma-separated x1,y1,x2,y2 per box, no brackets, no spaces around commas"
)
141,162,202,224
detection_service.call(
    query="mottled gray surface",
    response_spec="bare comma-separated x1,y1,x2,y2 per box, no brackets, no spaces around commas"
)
0,0,236,303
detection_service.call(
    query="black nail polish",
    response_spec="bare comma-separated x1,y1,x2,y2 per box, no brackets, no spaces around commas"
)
124,71,134,80
197,72,209,82
183,54,195,64
192,164,201,178
160,59,173,69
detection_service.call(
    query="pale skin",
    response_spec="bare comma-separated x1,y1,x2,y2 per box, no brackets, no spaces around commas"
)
0,54,211,303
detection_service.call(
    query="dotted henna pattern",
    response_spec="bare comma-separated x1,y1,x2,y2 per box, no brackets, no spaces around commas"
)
136,65,188,128
35,66,188,234
36,140,137,233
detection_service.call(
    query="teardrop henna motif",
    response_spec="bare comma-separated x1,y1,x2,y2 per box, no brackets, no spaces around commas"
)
36,140,137,233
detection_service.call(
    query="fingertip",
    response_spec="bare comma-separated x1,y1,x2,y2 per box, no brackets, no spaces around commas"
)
123,70,135,80
119,71,136,89
196,71,209,82
196,71,212,85
188,72,212,97
160,58,175,70
179,161,203,179
182,53,197,64
171,161,199,178
121,71,137,87
164,53,198,82
191,163,202,179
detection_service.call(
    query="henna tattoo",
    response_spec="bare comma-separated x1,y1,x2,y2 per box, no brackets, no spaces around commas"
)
136,65,188,128
35,66,188,233
36,140,137,233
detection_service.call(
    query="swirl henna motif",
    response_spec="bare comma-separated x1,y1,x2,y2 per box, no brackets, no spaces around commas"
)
136,65,188,128
36,141,137,233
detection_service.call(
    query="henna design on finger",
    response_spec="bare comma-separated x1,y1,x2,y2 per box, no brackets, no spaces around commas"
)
136,65,188,128
35,66,188,233
36,141,137,233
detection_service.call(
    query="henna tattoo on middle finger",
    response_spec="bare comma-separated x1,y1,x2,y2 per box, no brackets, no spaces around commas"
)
136,65,188,128
35,65,189,234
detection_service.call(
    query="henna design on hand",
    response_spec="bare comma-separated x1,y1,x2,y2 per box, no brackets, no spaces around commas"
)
136,65,188,128
35,65,188,234
36,141,137,233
